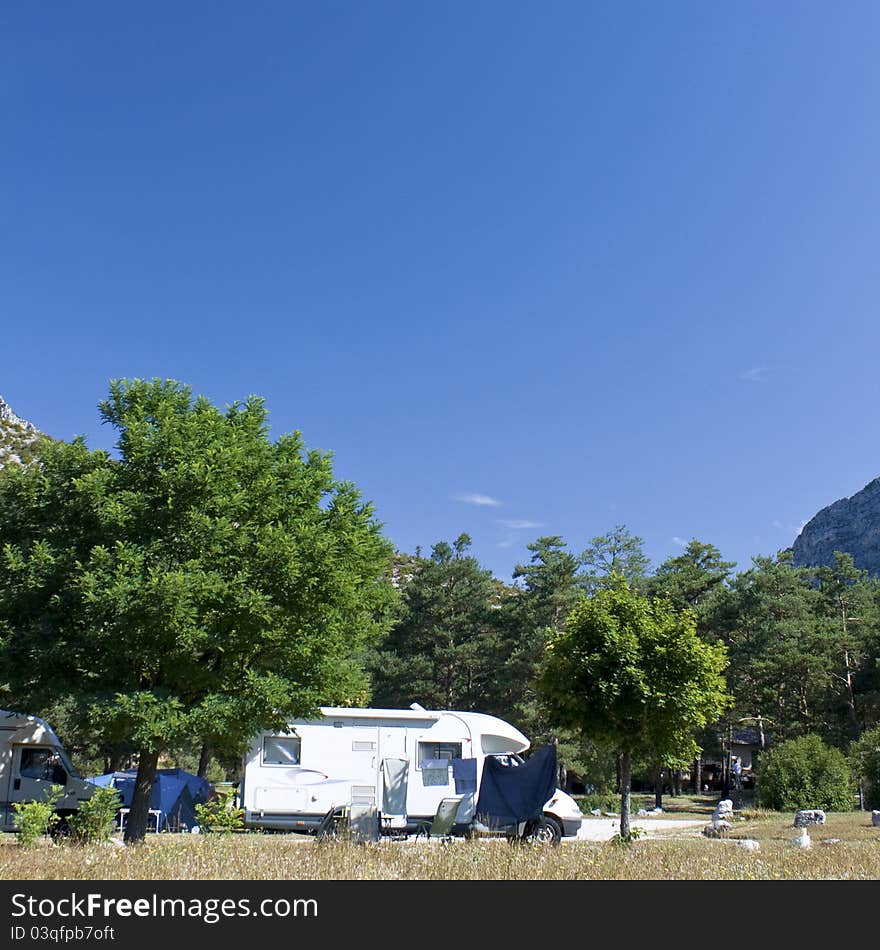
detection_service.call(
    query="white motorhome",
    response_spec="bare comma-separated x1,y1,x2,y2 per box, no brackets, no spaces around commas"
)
0,709,96,832
241,705,583,842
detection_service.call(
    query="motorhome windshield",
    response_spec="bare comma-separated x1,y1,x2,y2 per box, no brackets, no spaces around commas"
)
491,753,525,767
58,747,80,778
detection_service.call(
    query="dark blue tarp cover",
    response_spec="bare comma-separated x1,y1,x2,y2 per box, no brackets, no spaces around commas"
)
88,768,211,831
475,744,557,827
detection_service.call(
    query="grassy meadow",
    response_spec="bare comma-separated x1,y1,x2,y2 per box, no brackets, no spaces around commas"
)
2,807,878,880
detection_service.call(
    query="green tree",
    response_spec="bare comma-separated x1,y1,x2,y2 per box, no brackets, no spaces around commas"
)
503,536,607,789
0,378,395,844
704,552,832,744
648,540,735,612
850,724,880,809
813,552,880,742
647,540,735,798
369,534,504,710
537,576,730,839
756,734,852,811
578,525,650,594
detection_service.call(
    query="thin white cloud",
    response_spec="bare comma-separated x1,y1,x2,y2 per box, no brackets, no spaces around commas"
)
739,366,771,382
497,519,544,530
455,493,501,507
672,536,688,547
771,519,784,530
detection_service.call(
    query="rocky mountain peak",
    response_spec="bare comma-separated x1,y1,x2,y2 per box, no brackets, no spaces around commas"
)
0,394,43,468
791,477,880,576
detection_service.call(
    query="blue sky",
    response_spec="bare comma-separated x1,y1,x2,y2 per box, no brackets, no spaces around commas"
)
3,2,880,581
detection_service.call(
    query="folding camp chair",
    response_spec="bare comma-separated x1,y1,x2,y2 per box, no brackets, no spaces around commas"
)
315,803,380,843
315,804,347,840
414,797,463,842
347,803,380,843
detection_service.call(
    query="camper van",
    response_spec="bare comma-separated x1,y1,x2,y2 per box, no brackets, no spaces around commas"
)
0,709,96,832
241,705,583,842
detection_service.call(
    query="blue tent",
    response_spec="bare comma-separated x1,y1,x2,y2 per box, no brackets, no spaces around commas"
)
89,768,212,832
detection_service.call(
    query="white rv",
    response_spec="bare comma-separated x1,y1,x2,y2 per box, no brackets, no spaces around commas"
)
241,705,583,842
0,709,96,832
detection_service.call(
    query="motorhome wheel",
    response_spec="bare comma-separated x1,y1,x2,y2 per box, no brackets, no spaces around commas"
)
524,815,562,845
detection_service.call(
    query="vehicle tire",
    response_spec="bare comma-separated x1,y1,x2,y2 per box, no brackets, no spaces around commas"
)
50,812,73,841
523,815,562,846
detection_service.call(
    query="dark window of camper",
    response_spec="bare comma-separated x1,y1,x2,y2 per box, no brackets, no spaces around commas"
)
20,747,66,782
417,742,461,767
262,736,301,766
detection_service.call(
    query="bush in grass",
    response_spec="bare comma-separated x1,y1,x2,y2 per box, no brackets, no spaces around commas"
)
13,786,63,846
577,792,620,814
756,734,852,811
850,726,880,810
69,786,121,844
194,791,244,833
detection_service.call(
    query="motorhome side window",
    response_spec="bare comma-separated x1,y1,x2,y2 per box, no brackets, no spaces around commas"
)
262,736,301,766
20,747,66,782
417,743,462,767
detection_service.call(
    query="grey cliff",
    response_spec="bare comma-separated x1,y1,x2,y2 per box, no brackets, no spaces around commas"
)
791,477,880,575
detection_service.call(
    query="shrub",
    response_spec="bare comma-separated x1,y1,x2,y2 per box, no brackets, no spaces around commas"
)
756,734,852,811
577,792,620,814
850,726,880,810
194,792,244,834
13,786,63,846
69,786,121,844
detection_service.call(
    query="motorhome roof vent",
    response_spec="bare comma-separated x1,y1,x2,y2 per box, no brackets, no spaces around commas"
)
409,703,426,711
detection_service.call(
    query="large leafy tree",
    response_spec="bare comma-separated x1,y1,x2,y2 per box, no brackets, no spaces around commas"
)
369,534,505,711
0,379,395,843
537,576,729,838
501,536,602,786
646,539,735,795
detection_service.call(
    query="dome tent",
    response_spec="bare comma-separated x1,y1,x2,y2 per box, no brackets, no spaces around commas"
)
89,768,211,832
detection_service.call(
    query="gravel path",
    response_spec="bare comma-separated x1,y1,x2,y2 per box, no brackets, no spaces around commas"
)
574,816,705,841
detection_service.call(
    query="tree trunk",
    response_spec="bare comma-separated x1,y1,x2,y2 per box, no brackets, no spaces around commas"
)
619,750,632,840
124,748,161,845
197,743,211,779
693,756,702,795
654,766,663,810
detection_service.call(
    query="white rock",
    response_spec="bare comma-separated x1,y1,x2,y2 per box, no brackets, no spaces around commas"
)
702,820,731,839
794,809,826,827
786,828,811,849
735,839,760,852
872,810,880,828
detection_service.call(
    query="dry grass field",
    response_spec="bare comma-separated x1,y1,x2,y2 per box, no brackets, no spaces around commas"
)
1,810,878,880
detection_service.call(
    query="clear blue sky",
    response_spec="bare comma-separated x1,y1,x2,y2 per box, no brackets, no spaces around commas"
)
3,2,880,581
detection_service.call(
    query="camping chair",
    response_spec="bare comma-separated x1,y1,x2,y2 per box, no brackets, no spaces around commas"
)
315,803,381,843
347,803,380,843
315,804,347,840
414,797,463,843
